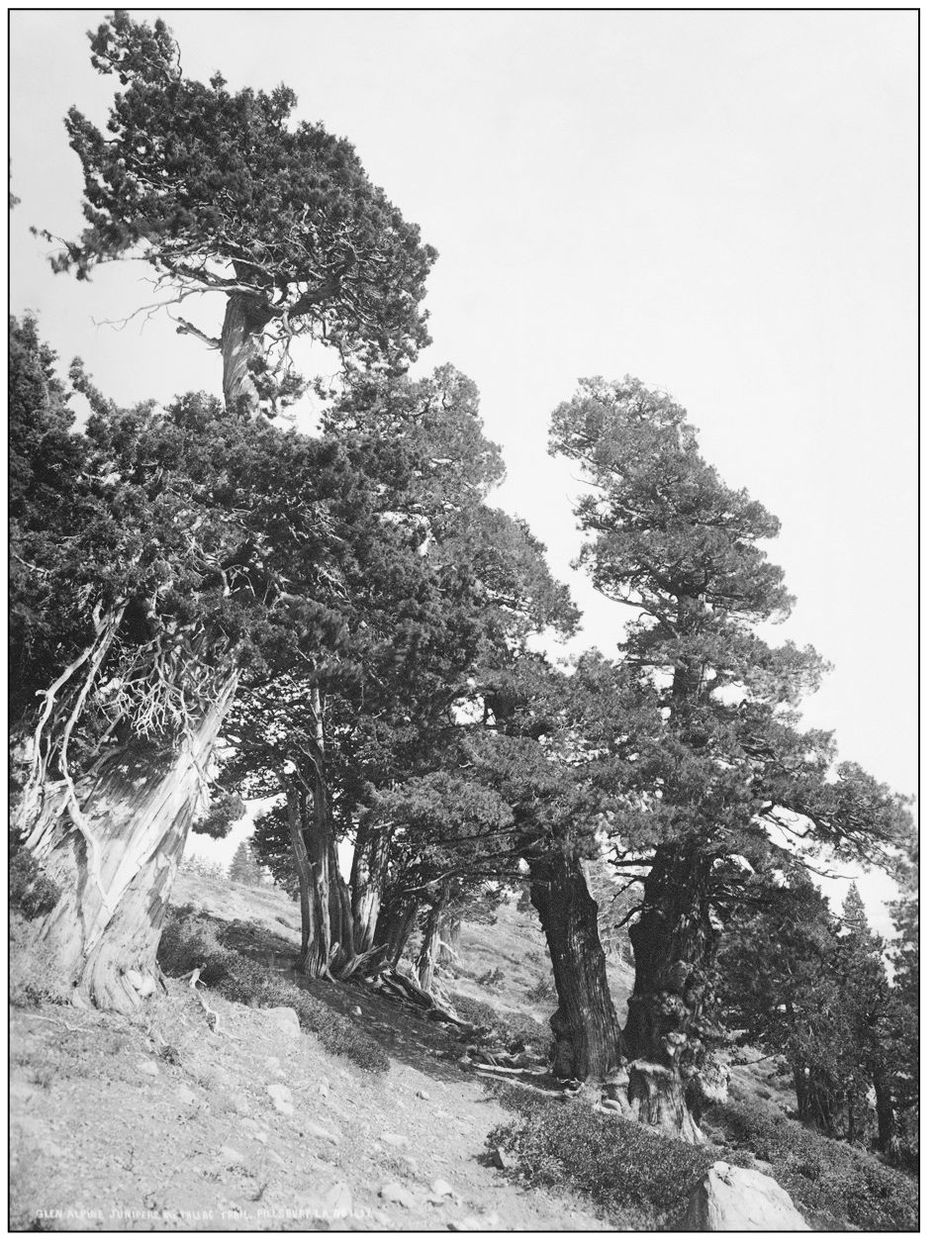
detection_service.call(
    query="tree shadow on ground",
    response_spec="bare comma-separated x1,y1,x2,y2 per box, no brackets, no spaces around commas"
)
217,914,492,1087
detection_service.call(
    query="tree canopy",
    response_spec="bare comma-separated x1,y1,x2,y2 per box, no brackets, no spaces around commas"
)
43,11,437,410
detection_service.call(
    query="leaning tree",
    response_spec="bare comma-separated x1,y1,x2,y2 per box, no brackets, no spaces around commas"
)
42,10,436,414
15,10,438,1011
9,318,389,1008
549,376,914,1138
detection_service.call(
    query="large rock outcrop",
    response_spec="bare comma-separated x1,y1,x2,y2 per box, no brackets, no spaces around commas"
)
677,1161,810,1231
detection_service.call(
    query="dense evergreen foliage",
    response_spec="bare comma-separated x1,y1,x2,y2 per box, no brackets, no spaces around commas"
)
10,11,915,1199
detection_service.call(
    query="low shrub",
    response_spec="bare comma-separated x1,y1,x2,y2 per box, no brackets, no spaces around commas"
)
9,848,60,919
476,967,506,988
159,911,389,1074
488,1087,714,1227
709,1098,918,1231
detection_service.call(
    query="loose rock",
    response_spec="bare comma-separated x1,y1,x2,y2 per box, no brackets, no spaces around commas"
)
380,1181,417,1209
266,1083,295,1115
677,1162,810,1231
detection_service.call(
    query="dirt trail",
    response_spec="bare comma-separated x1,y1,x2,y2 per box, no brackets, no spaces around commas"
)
11,874,611,1231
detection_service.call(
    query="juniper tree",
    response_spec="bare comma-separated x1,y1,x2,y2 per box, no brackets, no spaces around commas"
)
42,11,436,413
550,376,913,1137
9,317,389,1009
227,368,579,980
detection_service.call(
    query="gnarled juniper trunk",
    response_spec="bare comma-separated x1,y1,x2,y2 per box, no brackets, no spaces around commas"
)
375,895,421,970
350,819,390,955
622,840,719,1141
417,882,451,993
287,771,357,978
528,850,620,1082
288,685,357,979
23,674,238,1013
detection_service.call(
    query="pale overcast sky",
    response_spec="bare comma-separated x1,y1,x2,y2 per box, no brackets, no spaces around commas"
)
9,10,917,916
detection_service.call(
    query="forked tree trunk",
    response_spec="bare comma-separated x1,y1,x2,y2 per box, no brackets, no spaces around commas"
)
380,896,420,970
622,840,718,1142
351,820,390,954
24,674,238,1013
288,773,333,979
221,291,269,415
417,882,450,993
528,850,621,1082
328,837,356,972
288,686,357,979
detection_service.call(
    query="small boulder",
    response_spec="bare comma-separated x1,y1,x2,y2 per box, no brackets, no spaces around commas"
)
176,1085,200,1107
416,1089,430,1100
307,1123,339,1144
677,1162,810,1231
380,1131,409,1149
137,1059,160,1077
430,1179,454,1199
352,1006,363,1017
266,1083,295,1115
219,1146,245,1165
380,1181,417,1208
265,1006,301,1036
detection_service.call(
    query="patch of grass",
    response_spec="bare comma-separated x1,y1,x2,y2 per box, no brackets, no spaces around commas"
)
487,1086,714,1228
449,992,551,1054
523,973,555,1004
9,918,70,1007
709,1097,918,1231
159,910,390,1074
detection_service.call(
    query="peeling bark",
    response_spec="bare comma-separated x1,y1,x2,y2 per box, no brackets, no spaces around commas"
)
26,673,238,1012
351,819,389,954
417,882,450,993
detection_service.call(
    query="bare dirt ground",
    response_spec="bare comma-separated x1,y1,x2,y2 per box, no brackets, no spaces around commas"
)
10,873,612,1232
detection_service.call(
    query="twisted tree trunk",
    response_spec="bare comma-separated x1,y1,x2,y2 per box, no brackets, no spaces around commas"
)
621,841,718,1142
351,819,390,954
417,882,451,993
24,673,238,1012
378,896,420,970
289,686,358,979
528,850,620,1082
